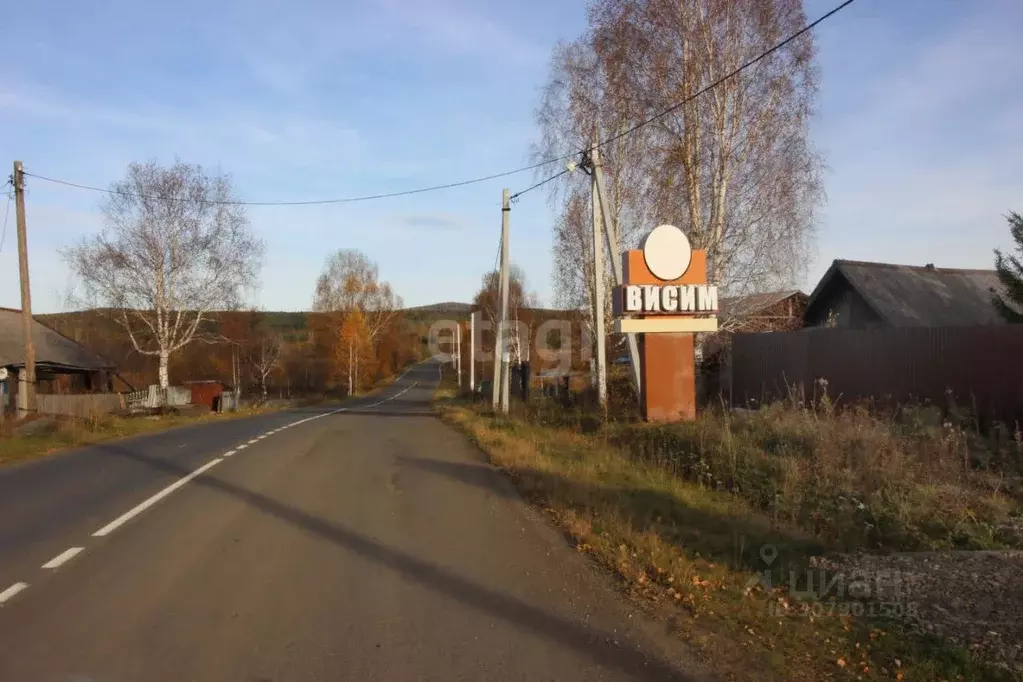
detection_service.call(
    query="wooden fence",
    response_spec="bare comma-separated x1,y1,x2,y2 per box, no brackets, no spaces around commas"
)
731,326,1023,424
36,393,124,418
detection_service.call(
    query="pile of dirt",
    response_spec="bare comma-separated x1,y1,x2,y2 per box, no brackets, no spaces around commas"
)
812,551,1023,672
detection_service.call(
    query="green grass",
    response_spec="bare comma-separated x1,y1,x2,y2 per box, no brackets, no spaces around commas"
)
435,390,1021,681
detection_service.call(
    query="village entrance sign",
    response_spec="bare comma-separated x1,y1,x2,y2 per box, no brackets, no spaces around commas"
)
614,225,718,422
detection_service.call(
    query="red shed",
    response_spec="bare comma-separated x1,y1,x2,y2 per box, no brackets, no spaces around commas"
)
182,380,231,411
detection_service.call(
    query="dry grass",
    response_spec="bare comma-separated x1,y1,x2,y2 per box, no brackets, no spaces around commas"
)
435,387,1022,681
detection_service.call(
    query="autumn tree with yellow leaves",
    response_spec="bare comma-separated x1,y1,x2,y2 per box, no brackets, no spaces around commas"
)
316,250,403,394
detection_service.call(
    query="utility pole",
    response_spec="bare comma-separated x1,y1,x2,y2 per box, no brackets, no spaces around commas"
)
13,161,35,418
470,311,476,395
455,322,462,389
493,188,511,414
591,145,642,396
590,142,608,409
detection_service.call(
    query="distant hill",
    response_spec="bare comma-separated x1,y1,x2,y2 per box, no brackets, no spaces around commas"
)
402,302,473,314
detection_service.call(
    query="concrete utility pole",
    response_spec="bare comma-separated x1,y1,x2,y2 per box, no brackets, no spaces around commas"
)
491,264,503,408
455,322,461,389
495,189,512,414
13,161,35,418
590,145,642,396
470,311,477,394
590,143,608,409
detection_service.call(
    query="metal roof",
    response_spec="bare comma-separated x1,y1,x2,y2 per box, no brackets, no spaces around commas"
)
0,307,116,371
805,260,1015,327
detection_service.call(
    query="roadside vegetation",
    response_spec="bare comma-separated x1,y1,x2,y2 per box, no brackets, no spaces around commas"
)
0,406,279,466
435,375,1023,681
2,366,418,467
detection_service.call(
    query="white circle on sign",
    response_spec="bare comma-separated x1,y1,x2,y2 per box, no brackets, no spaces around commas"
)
642,224,692,281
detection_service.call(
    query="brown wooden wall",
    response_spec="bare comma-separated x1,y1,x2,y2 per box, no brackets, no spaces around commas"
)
731,326,1023,424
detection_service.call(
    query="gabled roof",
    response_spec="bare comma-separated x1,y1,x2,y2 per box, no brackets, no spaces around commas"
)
0,307,116,371
804,260,1014,327
720,290,805,321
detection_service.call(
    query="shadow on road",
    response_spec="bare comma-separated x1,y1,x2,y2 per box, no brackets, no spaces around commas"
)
399,455,823,576
92,441,698,682
340,410,437,418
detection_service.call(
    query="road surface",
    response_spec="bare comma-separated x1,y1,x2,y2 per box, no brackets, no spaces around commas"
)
0,362,703,681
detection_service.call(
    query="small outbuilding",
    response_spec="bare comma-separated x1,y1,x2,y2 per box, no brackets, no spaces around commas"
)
181,380,232,411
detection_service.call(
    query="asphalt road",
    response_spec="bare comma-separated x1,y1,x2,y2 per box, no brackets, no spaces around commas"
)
0,361,703,681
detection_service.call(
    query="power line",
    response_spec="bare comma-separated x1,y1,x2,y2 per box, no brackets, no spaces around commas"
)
19,0,855,209
595,0,857,151
22,161,551,207
509,168,572,201
508,0,856,201
0,193,10,256
491,229,502,277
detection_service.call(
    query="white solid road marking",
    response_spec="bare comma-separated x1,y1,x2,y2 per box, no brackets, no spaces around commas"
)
0,582,28,605
223,449,237,458
41,547,85,569
92,458,223,537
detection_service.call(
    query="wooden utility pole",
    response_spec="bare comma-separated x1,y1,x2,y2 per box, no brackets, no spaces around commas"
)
590,143,608,409
13,161,35,418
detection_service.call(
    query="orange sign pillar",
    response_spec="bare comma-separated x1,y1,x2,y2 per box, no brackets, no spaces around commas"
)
622,249,709,423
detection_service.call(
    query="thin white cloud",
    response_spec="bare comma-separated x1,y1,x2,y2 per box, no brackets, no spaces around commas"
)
809,0,1023,292
393,212,465,230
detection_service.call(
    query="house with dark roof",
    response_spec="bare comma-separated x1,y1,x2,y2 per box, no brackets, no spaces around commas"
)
0,308,119,413
803,260,1014,329
719,290,807,332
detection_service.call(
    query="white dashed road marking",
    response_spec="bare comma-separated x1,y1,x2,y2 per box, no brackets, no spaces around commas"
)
41,547,84,569
2,368,426,608
0,582,28,605
92,458,224,537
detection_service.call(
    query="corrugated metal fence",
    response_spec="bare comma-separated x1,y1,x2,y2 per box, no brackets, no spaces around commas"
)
731,326,1023,424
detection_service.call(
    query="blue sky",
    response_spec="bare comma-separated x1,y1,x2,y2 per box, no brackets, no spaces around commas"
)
1,0,1020,313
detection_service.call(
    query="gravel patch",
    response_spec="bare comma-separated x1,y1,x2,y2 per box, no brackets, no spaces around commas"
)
811,551,1023,673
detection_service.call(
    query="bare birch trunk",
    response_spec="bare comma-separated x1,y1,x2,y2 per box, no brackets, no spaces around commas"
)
158,351,169,389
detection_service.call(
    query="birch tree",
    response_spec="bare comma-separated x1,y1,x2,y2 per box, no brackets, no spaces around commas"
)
313,250,403,343
473,265,537,362
65,160,263,388
249,328,283,400
535,0,824,331
336,308,370,396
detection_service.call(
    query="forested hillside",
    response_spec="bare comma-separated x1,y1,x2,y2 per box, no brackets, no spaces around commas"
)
39,309,422,395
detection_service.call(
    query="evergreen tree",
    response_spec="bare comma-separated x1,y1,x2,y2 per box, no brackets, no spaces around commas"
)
992,211,1023,323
